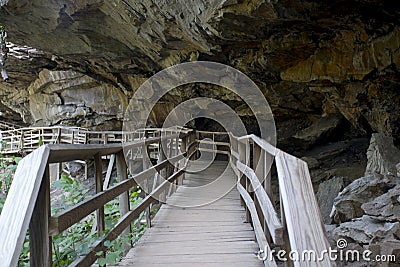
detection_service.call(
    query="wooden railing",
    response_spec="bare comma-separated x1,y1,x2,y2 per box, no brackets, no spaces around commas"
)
0,129,333,267
229,134,333,267
197,130,333,266
0,129,197,267
0,126,88,154
0,121,21,130
0,126,189,154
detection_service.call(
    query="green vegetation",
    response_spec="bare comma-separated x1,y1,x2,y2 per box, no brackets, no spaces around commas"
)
0,157,145,267
0,155,21,212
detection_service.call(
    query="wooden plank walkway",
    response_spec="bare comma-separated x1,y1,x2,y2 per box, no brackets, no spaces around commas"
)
118,160,263,267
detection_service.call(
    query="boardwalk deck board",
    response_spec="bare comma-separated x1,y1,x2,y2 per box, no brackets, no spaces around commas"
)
118,160,263,267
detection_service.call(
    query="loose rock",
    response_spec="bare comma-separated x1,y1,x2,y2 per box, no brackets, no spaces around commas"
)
331,174,396,223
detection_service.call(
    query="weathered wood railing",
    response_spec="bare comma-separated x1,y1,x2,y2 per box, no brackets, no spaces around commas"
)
0,126,185,154
1,129,333,267
0,121,20,130
0,126,88,154
0,128,197,267
229,134,333,267
198,130,333,267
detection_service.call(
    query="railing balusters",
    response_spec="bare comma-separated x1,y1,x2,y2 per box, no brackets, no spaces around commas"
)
1,129,192,267
1,128,333,267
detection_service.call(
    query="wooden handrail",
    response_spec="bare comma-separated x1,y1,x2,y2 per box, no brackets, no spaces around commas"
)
49,152,186,235
0,129,333,267
0,125,192,154
237,183,277,267
0,146,50,267
275,150,332,267
0,130,195,267
229,134,334,267
237,161,283,245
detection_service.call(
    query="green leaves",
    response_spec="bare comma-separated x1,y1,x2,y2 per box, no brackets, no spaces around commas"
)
0,157,20,214
38,136,43,146
5,165,145,266
97,238,126,266
12,156,22,164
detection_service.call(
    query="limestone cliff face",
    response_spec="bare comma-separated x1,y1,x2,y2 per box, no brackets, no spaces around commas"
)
27,69,128,127
0,0,399,144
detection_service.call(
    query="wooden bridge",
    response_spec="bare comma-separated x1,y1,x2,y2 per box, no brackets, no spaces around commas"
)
0,127,334,267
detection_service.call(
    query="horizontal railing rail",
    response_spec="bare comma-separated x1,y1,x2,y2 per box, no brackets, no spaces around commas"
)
0,125,191,154
0,128,196,267
228,133,333,267
197,132,333,266
0,128,333,267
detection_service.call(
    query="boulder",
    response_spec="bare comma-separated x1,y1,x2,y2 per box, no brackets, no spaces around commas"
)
365,133,400,177
333,215,400,245
317,176,346,223
331,174,396,223
331,215,400,266
361,185,400,222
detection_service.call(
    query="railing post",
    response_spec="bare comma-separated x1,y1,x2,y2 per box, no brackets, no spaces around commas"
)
116,151,132,250
264,151,274,205
174,135,180,188
245,140,251,223
56,127,61,144
179,135,187,184
166,136,175,197
237,141,249,221
103,133,108,144
30,165,52,267
280,192,294,267
158,135,168,203
19,130,24,151
195,131,200,158
56,127,62,180
253,143,271,242
71,130,75,144
94,153,105,235
143,130,152,228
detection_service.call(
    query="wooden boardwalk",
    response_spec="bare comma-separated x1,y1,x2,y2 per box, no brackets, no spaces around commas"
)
118,160,263,267
0,130,334,267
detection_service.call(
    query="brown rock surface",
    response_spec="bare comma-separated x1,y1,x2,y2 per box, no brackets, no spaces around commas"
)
0,0,398,144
